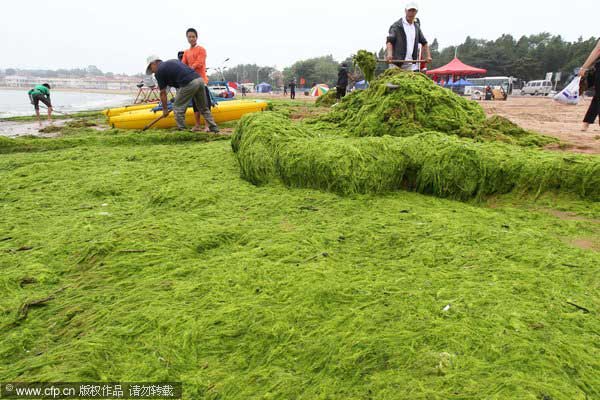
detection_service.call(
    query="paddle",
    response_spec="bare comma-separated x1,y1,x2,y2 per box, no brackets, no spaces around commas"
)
142,110,171,131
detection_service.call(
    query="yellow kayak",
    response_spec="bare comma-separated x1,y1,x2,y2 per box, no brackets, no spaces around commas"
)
102,103,157,117
108,100,268,130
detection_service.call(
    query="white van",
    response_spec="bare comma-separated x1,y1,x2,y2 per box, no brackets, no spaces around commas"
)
521,80,553,96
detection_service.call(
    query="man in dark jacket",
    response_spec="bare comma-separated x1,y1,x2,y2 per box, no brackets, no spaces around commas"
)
336,63,349,100
385,2,431,71
145,55,218,132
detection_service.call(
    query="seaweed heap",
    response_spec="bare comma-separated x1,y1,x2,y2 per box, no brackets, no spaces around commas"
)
314,69,552,146
232,69,600,201
315,88,338,107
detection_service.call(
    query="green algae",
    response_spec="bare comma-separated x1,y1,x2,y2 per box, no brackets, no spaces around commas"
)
315,70,487,137
0,129,228,155
277,136,409,194
314,88,338,107
0,111,102,122
353,50,377,83
315,70,557,146
37,125,63,134
232,67,594,201
0,124,599,399
402,132,600,200
232,112,314,184
233,113,599,200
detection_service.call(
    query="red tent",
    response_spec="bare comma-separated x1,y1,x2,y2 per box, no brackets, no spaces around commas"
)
426,57,487,76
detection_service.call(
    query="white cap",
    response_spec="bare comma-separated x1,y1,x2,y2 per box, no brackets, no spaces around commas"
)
145,55,162,75
405,1,419,10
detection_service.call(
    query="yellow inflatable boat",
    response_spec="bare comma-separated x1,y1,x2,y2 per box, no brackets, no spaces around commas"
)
108,100,269,130
102,103,157,117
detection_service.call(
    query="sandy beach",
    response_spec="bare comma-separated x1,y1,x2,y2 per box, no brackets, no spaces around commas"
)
479,96,600,154
0,119,71,138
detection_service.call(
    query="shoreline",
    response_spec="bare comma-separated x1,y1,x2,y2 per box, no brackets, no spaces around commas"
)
0,86,137,96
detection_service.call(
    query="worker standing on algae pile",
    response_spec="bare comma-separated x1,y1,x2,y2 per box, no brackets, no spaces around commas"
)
336,63,350,100
145,55,219,133
385,2,431,71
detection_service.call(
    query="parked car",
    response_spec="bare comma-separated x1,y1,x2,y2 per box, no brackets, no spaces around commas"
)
520,80,553,96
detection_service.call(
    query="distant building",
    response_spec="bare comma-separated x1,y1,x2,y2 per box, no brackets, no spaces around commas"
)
3,75,29,87
0,74,139,91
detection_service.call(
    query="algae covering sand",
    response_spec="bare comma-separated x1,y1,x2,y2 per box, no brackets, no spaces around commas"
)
314,88,338,107
233,69,600,200
234,113,600,200
0,120,599,399
314,69,555,145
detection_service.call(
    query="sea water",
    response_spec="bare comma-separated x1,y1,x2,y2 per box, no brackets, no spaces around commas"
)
0,89,132,118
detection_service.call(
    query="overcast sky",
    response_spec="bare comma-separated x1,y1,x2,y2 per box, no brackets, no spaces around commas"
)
0,0,596,74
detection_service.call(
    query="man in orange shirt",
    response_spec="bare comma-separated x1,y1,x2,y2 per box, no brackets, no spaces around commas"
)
182,28,216,132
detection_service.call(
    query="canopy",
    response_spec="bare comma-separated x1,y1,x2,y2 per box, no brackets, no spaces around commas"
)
256,82,272,93
309,84,329,97
427,57,487,76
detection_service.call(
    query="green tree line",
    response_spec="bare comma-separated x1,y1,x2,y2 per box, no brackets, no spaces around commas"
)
208,64,276,85
0,65,128,78
430,33,597,81
212,34,597,88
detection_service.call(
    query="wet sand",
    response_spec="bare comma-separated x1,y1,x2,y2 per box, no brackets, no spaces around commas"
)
0,119,71,138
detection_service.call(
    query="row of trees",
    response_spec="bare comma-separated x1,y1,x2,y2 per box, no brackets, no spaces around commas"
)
429,34,598,81
282,55,340,87
209,56,355,88
208,64,278,85
208,33,597,88
0,65,121,78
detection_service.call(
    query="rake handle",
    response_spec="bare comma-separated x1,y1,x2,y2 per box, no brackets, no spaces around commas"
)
40,104,68,115
142,111,171,131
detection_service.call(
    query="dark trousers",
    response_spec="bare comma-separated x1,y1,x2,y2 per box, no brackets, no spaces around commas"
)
191,86,213,112
583,96,600,124
290,89,295,99
31,94,52,110
336,86,347,99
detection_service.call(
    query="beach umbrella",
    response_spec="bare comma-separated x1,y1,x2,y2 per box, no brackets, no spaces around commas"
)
309,84,329,97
